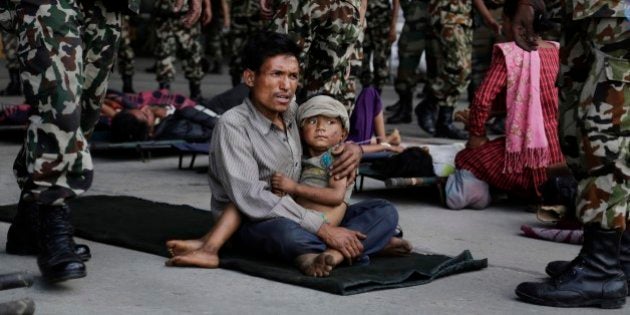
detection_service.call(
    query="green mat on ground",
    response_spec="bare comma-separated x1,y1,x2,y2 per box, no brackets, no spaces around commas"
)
0,195,488,295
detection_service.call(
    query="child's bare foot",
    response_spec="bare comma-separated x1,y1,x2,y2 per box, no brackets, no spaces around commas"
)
386,129,401,146
166,239,204,256
296,253,339,277
379,237,413,256
165,249,220,268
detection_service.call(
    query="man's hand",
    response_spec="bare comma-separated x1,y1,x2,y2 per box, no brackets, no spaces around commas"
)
316,224,366,261
466,135,489,149
175,0,202,28
330,143,361,181
512,0,543,51
271,172,297,195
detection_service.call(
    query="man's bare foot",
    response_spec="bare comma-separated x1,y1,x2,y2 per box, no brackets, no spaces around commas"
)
379,237,413,256
165,239,204,256
296,253,338,277
165,249,220,268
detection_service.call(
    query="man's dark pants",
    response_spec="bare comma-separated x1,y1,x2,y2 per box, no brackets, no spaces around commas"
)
233,199,399,264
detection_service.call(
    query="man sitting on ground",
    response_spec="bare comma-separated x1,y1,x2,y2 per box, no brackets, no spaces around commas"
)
199,32,403,275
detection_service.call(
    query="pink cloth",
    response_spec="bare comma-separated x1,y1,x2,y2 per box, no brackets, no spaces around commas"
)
495,42,558,173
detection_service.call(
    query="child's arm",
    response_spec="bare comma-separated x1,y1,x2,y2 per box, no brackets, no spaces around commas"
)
272,172,348,207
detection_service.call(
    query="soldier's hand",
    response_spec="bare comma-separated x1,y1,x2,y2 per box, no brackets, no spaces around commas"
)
201,0,212,26
176,0,202,28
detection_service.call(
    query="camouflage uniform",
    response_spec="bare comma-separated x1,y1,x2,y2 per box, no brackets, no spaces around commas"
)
271,0,362,112
117,15,134,77
1,29,18,71
426,0,472,108
154,0,204,87
360,0,392,90
203,0,225,67
394,0,431,97
556,0,630,230
10,0,130,205
227,0,263,86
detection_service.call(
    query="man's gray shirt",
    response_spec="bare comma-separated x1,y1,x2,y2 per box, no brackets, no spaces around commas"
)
208,98,325,233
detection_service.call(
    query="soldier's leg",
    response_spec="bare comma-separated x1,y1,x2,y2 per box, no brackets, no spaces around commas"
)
516,17,630,308
178,23,204,99
227,16,247,87
12,0,89,282
360,19,374,87
370,8,393,91
391,1,427,124
118,16,135,93
431,21,472,139
304,0,361,113
1,30,22,95
80,2,121,137
155,17,177,89
574,18,629,232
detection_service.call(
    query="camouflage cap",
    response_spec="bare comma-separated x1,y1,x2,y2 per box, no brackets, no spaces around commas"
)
297,95,350,132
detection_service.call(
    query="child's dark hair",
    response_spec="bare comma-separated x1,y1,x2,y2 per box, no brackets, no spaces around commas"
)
242,31,301,73
110,110,149,143
503,0,554,35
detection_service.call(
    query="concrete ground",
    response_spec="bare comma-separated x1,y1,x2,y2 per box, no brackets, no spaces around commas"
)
0,59,627,314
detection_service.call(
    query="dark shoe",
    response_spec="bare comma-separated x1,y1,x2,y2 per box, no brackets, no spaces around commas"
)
209,61,222,74
201,57,211,73
0,69,22,96
122,75,135,94
6,198,91,262
414,98,437,134
515,226,628,308
386,101,400,112
37,204,86,283
189,81,201,100
387,92,412,124
158,82,170,90
434,106,468,139
545,228,630,296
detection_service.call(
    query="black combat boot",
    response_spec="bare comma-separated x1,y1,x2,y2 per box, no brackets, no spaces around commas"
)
387,92,412,124
37,204,87,283
545,227,630,296
414,97,437,134
434,106,468,139
122,75,134,94
515,225,628,308
386,100,400,112
6,196,91,261
209,61,222,74
189,81,202,100
0,69,22,96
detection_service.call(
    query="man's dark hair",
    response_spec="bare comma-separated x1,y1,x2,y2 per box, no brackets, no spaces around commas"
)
242,31,301,73
110,110,150,143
